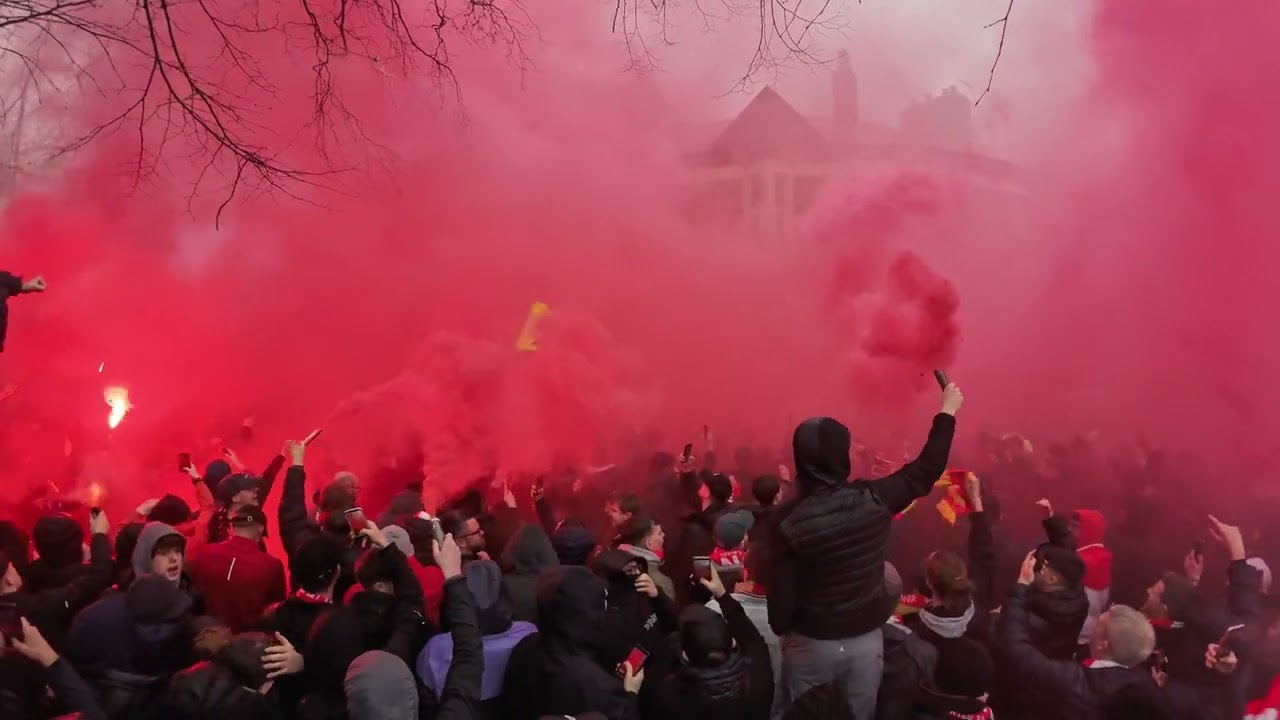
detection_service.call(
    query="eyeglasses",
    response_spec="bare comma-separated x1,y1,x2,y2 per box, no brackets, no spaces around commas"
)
456,528,484,540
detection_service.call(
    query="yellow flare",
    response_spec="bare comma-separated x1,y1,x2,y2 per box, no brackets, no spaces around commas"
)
516,301,550,352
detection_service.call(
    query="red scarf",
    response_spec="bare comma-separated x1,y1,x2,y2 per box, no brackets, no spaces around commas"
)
293,589,333,604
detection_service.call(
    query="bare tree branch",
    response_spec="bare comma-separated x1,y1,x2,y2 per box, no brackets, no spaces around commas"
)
612,0,846,90
974,0,1013,107
0,0,533,221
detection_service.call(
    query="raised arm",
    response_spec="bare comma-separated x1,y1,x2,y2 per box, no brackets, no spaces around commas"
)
38,512,113,623
996,553,1081,697
964,475,997,608
278,441,315,558
868,384,962,514
431,534,483,720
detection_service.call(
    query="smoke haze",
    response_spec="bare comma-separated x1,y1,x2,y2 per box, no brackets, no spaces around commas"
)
1,0,1277,511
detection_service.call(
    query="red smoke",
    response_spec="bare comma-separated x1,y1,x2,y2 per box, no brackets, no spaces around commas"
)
2,0,1279,520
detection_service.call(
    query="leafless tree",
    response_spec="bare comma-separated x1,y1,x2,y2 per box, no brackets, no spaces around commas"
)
974,0,1014,107
0,0,532,222
612,0,847,92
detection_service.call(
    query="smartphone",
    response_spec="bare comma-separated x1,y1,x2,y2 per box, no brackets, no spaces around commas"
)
177,452,192,473
1217,624,1245,658
933,370,950,389
344,507,369,534
681,443,694,463
430,518,445,546
0,602,23,641
1192,540,1205,559
693,556,712,581
618,645,649,675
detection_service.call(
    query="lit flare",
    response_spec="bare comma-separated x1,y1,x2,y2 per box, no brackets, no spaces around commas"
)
104,386,130,429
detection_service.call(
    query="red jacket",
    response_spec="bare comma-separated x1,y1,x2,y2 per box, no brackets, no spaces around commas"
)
411,557,445,626
341,555,444,626
187,535,286,631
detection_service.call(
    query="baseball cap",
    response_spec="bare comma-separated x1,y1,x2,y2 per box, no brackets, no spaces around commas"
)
713,510,755,551
216,474,263,505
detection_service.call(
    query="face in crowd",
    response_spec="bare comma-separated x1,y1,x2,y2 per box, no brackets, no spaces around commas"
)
151,535,186,583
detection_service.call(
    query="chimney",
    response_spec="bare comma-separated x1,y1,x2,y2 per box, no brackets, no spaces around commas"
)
832,50,859,148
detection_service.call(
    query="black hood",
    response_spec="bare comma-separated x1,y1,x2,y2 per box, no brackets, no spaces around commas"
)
676,651,750,711
500,523,560,577
1028,584,1090,625
32,513,84,568
346,591,398,649
22,558,86,594
793,417,852,494
536,565,606,653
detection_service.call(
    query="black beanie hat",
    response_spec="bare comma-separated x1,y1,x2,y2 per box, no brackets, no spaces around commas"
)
148,494,196,526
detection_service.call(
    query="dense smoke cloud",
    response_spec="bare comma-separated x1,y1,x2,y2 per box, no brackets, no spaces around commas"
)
1,0,1277,513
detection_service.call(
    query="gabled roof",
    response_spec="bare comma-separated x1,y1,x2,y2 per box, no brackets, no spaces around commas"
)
701,87,830,166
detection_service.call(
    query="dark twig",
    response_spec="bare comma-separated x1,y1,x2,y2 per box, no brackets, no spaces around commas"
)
0,0,532,220
611,0,844,86
974,0,1014,107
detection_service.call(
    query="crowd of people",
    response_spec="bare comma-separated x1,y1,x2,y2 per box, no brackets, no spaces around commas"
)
0,377,1275,720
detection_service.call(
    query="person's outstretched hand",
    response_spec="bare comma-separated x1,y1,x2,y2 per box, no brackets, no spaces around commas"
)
964,474,983,512
1204,644,1239,675
622,662,645,694
434,533,463,579
9,618,58,667
940,383,964,416
1017,550,1037,586
88,508,110,536
286,440,306,467
21,276,46,293
263,633,304,678
699,563,727,599
1184,549,1204,586
634,573,659,599
1208,515,1246,561
359,522,389,549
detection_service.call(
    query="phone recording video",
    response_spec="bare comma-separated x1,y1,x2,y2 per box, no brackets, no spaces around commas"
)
430,518,445,546
692,556,712,582
344,507,369,534
618,645,649,676
0,602,23,641
177,452,192,473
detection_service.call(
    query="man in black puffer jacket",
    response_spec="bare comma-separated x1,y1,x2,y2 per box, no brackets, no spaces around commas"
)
762,383,963,718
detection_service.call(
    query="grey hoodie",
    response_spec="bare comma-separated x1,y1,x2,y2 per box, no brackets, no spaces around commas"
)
131,522,184,579
618,543,676,600
345,650,418,720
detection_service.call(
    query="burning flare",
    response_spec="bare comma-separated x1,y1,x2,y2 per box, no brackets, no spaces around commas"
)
104,386,130,429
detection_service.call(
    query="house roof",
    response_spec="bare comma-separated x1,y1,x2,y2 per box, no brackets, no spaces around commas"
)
700,86,831,166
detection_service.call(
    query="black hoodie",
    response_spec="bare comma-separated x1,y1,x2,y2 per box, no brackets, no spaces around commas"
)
500,523,560,624
764,414,955,640
500,566,641,720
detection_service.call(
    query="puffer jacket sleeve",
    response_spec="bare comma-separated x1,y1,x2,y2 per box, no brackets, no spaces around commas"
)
716,593,774,715
996,584,1085,700
868,414,956,514
278,464,315,559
